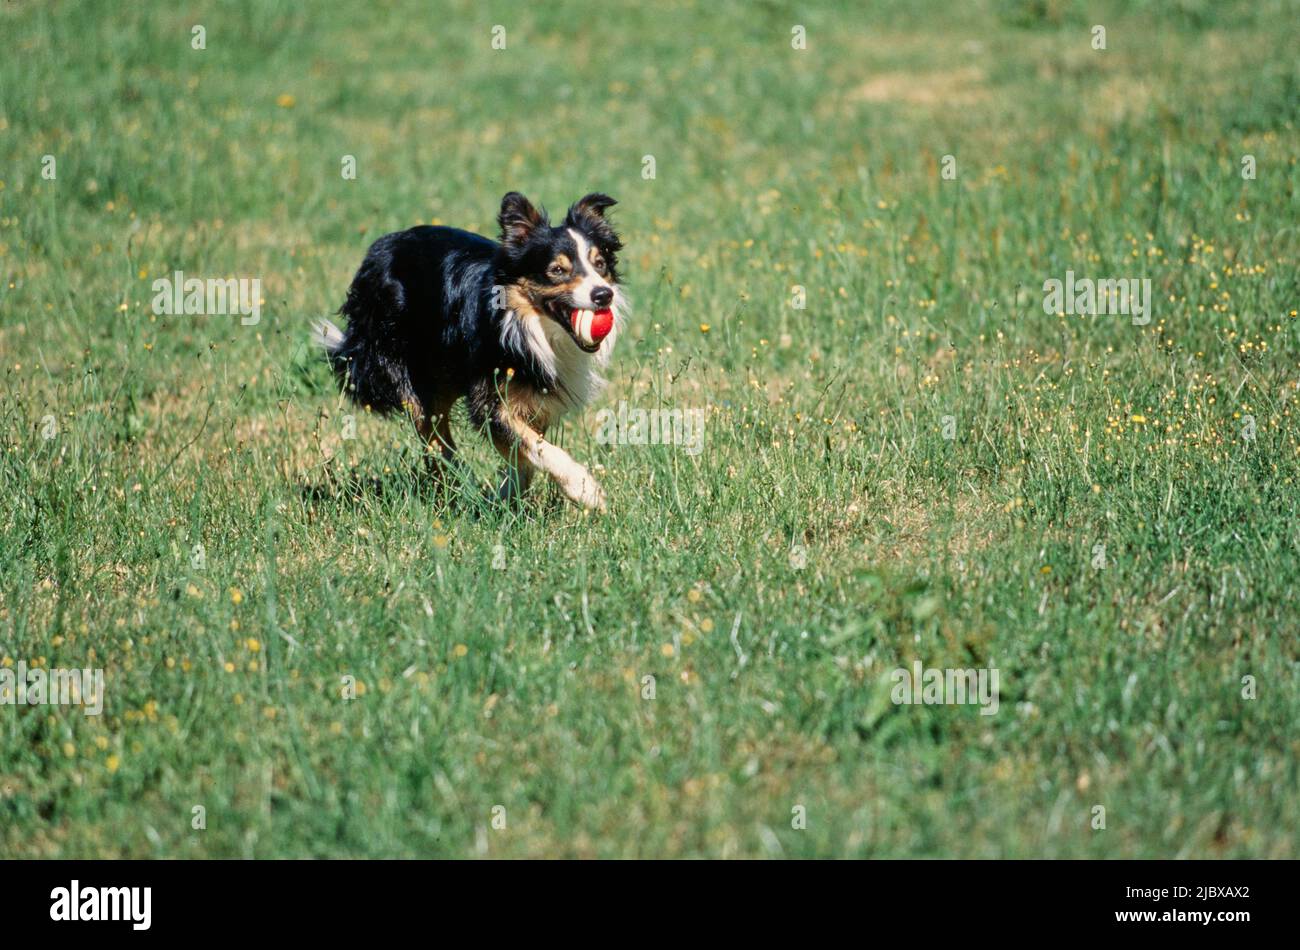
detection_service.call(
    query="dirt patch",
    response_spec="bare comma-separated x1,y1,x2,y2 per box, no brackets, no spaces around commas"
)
871,488,997,562
849,67,987,107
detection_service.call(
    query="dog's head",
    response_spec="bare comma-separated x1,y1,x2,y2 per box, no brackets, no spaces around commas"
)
494,191,624,354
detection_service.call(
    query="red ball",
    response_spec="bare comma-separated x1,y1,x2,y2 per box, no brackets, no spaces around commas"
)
589,308,614,342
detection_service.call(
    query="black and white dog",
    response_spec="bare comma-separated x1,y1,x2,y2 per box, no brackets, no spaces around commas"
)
314,192,625,511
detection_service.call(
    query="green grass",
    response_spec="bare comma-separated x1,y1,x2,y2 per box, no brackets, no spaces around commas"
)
1,0,1297,858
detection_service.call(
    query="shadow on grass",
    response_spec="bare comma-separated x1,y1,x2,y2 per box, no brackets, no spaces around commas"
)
296,459,562,523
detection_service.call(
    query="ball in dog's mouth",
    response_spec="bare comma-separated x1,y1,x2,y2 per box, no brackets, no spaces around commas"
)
571,308,614,349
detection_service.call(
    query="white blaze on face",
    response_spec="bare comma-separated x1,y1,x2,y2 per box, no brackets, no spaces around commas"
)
567,228,613,309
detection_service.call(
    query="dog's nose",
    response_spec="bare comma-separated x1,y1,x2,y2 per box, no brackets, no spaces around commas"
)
590,286,613,308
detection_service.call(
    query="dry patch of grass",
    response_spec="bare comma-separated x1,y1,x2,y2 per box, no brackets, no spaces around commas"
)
850,67,988,107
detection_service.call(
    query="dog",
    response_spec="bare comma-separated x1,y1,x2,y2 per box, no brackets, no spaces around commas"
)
314,192,625,512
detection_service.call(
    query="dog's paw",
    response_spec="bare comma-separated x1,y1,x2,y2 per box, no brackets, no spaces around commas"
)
561,472,607,513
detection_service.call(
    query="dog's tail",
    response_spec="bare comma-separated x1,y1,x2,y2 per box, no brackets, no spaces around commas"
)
310,315,403,414
312,317,345,355
311,318,348,375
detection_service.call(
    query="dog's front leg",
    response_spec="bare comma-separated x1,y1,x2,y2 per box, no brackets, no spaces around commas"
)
490,408,606,513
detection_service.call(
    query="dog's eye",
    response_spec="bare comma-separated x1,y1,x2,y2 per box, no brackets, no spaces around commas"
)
592,256,607,275
547,263,568,280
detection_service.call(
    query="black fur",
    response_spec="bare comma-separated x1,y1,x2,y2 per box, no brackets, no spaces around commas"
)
325,225,500,417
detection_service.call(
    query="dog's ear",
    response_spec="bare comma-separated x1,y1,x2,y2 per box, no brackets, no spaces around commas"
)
566,193,617,221
565,193,622,251
498,192,546,249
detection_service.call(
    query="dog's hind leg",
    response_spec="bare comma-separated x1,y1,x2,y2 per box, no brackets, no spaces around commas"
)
412,398,469,492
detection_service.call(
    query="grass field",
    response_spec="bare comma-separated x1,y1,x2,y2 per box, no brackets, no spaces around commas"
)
1,0,1297,858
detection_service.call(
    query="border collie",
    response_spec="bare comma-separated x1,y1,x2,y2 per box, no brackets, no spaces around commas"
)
314,192,625,511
